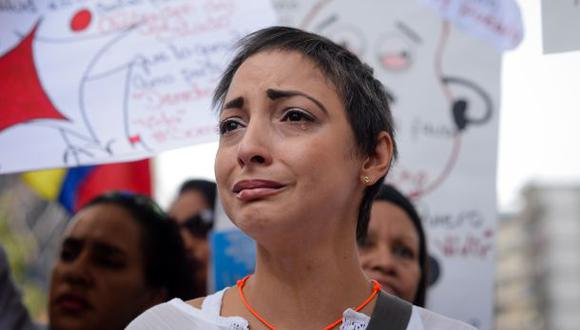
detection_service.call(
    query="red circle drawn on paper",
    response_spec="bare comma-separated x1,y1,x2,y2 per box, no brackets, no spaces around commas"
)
70,9,92,32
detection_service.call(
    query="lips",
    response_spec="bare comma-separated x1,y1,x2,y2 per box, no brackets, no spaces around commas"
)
232,179,285,201
54,292,92,313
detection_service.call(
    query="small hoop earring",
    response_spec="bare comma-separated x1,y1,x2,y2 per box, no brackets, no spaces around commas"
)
362,176,370,184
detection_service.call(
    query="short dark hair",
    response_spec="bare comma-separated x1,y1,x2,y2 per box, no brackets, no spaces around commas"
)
213,26,398,241
84,192,198,300
372,184,428,307
178,179,217,210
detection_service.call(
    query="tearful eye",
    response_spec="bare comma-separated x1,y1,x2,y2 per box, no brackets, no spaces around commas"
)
281,109,314,122
219,119,244,135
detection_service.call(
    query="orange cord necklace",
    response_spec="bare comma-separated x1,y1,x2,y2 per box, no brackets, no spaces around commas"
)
236,274,381,330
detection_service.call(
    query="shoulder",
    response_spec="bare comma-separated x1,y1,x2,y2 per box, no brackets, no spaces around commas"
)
186,296,205,309
125,298,218,330
408,306,477,330
125,299,193,329
126,289,247,330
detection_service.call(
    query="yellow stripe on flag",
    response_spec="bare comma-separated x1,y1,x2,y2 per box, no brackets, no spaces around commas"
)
22,169,67,201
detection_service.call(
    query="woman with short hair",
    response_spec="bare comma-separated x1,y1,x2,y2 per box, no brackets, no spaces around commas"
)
128,26,473,330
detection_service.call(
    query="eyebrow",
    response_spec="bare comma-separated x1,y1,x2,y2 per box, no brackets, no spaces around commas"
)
266,88,328,114
63,237,82,248
223,96,244,110
92,241,125,257
397,235,420,246
64,237,125,256
396,21,422,44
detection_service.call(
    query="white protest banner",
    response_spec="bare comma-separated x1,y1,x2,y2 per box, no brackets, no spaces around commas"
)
0,0,276,174
272,0,504,328
542,0,580,54
420,0,523,51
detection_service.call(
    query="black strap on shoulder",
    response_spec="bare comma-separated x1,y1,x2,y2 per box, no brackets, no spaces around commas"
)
366,290,413,330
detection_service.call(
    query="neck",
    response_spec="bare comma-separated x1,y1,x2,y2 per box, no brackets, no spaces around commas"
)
254,232,365,288
229,229,375,330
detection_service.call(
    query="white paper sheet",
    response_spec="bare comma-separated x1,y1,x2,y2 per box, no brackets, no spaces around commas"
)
0,0,277,173
542,0,580,54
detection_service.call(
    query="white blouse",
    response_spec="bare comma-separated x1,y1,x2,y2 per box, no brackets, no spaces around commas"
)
126,288,476,330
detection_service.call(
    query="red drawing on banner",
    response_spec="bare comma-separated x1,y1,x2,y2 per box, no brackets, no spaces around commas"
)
0,22,68,132
129,135,141,144
433,232,493,259
71,9,92,32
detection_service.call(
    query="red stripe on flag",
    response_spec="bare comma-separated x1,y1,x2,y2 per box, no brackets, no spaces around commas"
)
74,159,152,211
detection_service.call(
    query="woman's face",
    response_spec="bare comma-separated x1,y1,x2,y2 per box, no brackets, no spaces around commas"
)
215,50,365,241
359,201,421,303
49,204,162,330
168,190,210,276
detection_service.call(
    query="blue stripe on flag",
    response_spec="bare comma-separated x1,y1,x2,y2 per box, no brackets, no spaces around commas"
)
57,165,95,214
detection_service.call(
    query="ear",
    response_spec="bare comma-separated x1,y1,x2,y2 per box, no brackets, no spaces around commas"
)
360,131,394,185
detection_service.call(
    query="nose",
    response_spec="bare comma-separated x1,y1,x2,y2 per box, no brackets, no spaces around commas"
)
366,245,397,276
60,252,94,287
236,119,273,168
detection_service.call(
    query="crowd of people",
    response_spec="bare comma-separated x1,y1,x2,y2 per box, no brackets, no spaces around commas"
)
2,180,435,329
1,26,474,329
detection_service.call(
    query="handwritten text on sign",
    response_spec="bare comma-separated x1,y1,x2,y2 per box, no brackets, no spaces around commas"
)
0,0,277,173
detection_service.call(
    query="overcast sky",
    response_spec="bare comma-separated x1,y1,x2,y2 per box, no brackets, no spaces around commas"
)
497,0,580,210
155,1,580,212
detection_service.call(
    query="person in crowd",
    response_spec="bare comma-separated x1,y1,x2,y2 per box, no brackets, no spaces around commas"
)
358,184,429,307
0,243,35,330
168,179,216,224
128,26,474,329
168,179,217,294
48,192,196,330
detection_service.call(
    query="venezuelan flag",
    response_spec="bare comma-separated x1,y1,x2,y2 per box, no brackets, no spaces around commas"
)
21,159,152,214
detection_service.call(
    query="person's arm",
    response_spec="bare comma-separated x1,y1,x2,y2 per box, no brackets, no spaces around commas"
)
0,244,35,330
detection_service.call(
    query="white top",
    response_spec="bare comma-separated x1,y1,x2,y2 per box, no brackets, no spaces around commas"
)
126,288,476,330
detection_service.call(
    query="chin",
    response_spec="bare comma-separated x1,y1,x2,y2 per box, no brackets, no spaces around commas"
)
49,318,91,330
234,212,272,235
229,200,273,223
238,211,294,239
